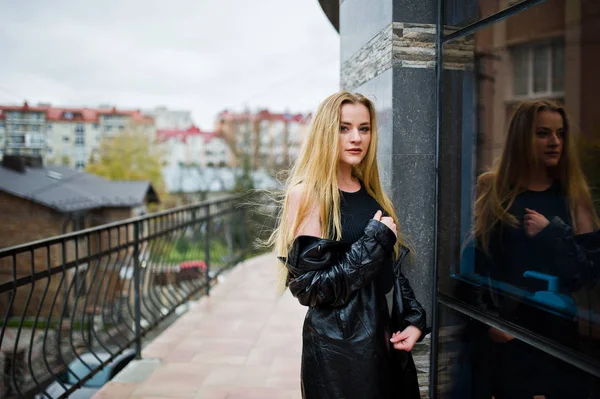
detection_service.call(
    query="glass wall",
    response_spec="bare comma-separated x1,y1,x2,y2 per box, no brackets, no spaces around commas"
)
436,0,600,397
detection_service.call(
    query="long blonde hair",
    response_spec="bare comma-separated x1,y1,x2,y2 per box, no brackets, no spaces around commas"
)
474,100,600,252
269,91,407,293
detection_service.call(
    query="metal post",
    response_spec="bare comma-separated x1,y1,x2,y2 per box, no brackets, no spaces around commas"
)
240,207,247,258
133,221,142,359
205,205,211,296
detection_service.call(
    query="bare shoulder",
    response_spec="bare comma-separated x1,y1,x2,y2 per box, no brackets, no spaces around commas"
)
288,183,308,203
286,183,320,237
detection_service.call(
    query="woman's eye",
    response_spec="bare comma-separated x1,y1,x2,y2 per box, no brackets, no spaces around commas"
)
360,127,370,133
535,130,549,138
340,126,348,132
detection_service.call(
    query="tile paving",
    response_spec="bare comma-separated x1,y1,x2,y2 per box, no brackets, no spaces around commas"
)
92,253,306,399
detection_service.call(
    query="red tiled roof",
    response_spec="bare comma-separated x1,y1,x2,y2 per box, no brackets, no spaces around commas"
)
156,125,217,144
97,108,154,124
0,103,50,113
0,102,154,124
46,107,100,122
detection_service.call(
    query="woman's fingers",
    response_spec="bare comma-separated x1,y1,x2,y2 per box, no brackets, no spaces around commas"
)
373,210,382,220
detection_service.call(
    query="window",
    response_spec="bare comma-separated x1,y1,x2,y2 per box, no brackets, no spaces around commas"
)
32,148,41,156
9,136,25,144
438,4,600,396
75,161,85,169
510,41,565,99
75,125,85,146
63,136,70,143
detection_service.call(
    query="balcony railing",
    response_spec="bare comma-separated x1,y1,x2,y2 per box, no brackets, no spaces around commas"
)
0,193,276,398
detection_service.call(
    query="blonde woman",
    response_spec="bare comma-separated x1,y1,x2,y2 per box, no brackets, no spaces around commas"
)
474,100,600,398
272,91,426,398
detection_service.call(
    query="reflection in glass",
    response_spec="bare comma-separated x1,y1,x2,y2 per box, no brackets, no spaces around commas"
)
473,100,600,340
436,303,599,398
438,0,600,396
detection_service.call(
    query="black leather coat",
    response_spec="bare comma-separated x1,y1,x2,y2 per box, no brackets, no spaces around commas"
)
281,219,426,399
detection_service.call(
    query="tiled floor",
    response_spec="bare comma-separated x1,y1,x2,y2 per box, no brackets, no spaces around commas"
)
92,253,307,399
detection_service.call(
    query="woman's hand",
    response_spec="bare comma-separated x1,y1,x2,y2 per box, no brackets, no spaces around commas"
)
523,208,550,237
390,325,421,351
373,210,397,238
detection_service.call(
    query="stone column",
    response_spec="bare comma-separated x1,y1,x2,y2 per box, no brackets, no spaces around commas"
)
340,0,438,327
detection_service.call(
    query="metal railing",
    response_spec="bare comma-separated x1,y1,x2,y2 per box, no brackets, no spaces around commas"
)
0,193,276,398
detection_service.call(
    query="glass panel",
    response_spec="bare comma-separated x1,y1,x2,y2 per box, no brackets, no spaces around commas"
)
444,0,527,30
439,0,600,380
436,303,600,398
552,41,565,92
533,45,549,93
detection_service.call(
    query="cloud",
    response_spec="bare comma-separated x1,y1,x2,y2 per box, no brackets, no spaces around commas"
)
0,0,340,128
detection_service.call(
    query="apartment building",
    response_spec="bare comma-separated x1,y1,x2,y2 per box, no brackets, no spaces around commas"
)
0,103,155,170
0,103,48,159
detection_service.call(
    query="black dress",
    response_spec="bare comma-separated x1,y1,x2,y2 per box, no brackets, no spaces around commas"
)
339,184,396,311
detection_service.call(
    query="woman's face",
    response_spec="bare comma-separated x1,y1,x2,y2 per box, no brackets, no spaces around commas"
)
338,102,371,168
533,110,564,168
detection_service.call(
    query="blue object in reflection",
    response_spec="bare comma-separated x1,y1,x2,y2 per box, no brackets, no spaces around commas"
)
523,271,577,315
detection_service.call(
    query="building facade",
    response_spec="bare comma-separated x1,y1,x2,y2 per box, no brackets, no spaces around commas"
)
156,125,232,169
0,103,48,159
320,0,600,397
0,103,155,170
215,109,310,172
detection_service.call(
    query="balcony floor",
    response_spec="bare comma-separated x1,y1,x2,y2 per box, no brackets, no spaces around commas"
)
92,253,306,399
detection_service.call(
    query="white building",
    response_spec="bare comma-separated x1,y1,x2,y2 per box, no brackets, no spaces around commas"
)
144,107,193,130
156,126,231,170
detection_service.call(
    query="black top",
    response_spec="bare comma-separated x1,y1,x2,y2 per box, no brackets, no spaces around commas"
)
339,182,394,296
488,180,572,292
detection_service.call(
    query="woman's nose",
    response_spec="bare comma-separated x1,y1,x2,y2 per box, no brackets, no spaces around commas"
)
349,129,361,142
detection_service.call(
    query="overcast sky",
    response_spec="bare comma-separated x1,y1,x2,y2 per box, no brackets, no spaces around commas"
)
0,0,340,129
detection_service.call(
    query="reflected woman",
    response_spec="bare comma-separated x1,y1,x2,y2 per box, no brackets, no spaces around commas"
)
474,100,600,398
